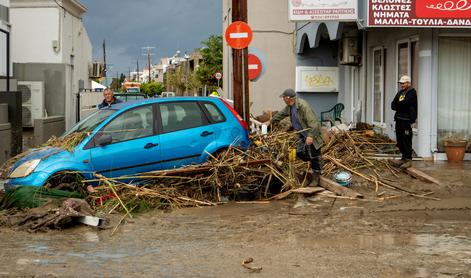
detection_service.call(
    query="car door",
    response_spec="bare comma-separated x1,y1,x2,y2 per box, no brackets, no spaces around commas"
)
89,104,161,178
157,101,215,169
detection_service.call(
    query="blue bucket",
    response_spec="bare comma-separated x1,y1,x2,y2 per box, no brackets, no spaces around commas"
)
333,171,352,187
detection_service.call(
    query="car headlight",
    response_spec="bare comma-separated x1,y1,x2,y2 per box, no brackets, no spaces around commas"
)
9,159,41,178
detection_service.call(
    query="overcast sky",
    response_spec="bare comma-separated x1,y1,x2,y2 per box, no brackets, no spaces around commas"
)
80,0,222,77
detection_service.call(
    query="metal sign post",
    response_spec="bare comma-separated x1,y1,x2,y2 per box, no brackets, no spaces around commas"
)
215,72,222,89
76,79,85,123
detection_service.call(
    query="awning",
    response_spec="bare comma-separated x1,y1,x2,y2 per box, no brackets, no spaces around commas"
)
296,22,344,54
91,80,107,90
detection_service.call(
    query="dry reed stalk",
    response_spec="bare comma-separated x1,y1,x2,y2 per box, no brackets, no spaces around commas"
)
84,127,433,213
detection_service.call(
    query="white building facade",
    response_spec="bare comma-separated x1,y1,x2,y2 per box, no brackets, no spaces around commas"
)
10,0,92,129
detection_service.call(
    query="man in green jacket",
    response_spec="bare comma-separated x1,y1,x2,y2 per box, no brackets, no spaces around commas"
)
269,89,324,186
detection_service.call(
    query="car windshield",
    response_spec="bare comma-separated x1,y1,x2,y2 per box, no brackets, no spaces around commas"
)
129,95,145,100
63,109,117,136
115,94,146,102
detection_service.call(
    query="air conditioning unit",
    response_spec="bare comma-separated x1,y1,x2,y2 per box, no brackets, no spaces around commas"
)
18,81,45,127
89,62,104,78
339,36,361,66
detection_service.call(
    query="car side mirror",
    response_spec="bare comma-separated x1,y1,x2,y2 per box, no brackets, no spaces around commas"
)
96,133,112,146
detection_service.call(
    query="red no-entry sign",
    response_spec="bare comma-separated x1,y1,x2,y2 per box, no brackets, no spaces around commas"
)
225,21,253,49
248,54,262,80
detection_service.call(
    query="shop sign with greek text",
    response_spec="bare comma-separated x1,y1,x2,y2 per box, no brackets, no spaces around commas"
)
368,0,471,27
295,67,339,93
289,0,358,21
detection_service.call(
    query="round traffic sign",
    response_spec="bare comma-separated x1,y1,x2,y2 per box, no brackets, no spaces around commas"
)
225,21,253,50
215,72,222,80
248,54,262,80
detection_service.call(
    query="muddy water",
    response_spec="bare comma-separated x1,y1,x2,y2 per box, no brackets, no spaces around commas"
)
1,161,470,277
1,201,470,278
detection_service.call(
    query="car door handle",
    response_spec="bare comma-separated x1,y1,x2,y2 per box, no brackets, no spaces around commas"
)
144,143,159,149
200,131,214,137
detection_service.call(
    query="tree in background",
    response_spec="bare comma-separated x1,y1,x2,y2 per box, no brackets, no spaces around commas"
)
109,73,126,91
196,35,223,88
165,68,185,93
187,71,202,92
141,82,165,97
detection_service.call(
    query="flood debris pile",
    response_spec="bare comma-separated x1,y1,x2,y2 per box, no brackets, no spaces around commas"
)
321,127,438,201
322,129,398,178
0,126,440,232
1,198,96,232
87,125,437,215
42,132,88,152
87,138,294,213
81,129,317,214
0,186,97,232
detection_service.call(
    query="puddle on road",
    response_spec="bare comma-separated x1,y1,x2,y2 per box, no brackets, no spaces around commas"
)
296,232,471,257
415,234,471,256
1,229,162,267
24,242,162,265
15,231,471,267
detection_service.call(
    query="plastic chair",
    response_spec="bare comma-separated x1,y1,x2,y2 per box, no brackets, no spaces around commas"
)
320,103,345,126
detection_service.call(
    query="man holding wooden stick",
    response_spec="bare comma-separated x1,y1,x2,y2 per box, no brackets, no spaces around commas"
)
267,89,324,186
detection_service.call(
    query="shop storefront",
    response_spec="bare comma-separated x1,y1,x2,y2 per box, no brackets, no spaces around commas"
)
367,0,471,159
294,0,471,159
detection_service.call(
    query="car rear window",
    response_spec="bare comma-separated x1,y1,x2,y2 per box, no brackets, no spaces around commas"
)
203,102,226,123
159,102,207,133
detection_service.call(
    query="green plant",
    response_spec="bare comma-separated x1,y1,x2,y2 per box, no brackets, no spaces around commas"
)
444,132,468,143
140,82,165,97
196,35,223,88
443,132,468,149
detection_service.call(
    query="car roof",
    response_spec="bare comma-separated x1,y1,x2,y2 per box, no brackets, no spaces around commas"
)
114,93,146,96
109,96,222,110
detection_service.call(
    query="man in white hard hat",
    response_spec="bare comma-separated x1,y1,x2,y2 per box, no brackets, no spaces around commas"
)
391,75,417,168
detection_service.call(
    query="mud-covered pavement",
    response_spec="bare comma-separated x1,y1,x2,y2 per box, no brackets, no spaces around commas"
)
1,162,470,278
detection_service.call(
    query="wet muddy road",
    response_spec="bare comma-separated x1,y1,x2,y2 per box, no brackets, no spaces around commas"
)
1,162,470,277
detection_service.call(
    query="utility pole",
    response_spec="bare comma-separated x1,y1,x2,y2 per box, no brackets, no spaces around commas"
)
103,39,107,86
136,59,139,82
184,52,190,95
232,0,250,125
142,46,156,83
116,72,119,91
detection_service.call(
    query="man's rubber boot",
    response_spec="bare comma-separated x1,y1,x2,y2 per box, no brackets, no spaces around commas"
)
308,171,321,187
399,159,412,169
389,159,406,167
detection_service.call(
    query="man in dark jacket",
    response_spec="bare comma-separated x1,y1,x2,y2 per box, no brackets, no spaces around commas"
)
391,75,417,168
98,88,122,109
270,89,324,186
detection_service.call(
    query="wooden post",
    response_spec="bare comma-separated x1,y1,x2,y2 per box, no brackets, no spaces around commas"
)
232,0,250,125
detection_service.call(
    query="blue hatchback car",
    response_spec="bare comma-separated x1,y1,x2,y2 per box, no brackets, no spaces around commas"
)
4,97,250,190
